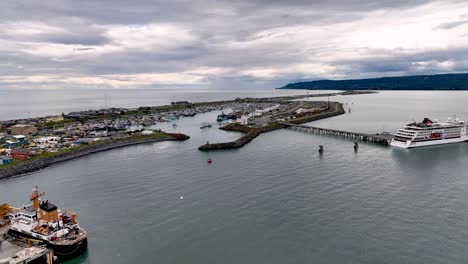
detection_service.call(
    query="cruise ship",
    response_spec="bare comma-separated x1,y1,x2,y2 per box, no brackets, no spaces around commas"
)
390,117,468,148
4,187,87,261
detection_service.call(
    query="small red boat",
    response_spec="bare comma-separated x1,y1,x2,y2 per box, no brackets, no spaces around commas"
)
207,159,213,164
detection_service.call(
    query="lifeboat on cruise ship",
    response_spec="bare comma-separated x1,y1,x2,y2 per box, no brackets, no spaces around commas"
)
431,133,442,138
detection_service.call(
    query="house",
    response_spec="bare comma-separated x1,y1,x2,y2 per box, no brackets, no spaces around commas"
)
13,135,28,144
0,155,13,165
9,124,37,135
6,140,20,149
5,135,29,149
142,130,154,135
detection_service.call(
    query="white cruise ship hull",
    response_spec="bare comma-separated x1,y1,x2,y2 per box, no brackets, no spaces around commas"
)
390,136,468,148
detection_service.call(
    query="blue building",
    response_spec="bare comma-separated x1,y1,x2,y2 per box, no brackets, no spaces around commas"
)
5,140,20,149
5,135,30,149
0,156,13,165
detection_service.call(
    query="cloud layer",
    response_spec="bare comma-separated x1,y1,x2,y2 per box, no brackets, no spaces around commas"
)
1,0,468,89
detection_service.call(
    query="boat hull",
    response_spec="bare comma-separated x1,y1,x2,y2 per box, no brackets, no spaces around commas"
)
7,228,88,262
49,238,88,260
390,137,468,148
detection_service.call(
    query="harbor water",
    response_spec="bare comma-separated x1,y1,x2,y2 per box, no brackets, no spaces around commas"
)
2,90,468,263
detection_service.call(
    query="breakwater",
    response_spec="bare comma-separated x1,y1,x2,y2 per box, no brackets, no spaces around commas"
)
198,123,285,151
198,102,345,151
0,133,189,179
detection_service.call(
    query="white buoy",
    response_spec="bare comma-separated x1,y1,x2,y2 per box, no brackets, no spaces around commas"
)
180,196,184,200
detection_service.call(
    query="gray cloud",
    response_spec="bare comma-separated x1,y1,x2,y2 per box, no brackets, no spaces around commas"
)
435,19,468,30
0,0,466,89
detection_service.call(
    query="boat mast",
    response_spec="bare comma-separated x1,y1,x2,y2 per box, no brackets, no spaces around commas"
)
30,186,45,211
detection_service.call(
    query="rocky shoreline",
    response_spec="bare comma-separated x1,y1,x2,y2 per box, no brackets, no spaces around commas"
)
0,133,189,179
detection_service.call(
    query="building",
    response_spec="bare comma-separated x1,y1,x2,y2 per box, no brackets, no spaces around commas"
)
10,149,31,161
5,136,29,149
13,135,27,143
0,156,13,165
5,140,20,149
171,101,192,106
9,124,37,135
0,238,55,263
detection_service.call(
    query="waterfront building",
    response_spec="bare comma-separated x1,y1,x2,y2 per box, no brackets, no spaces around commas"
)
5,135,29,149
13,135,27,143
9,124,37,135
0,155,13,165
5,140,20,149
0,239,55,264
142,130,154,135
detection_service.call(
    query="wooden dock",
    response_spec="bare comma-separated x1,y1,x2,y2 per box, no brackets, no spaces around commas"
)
281,123,394,145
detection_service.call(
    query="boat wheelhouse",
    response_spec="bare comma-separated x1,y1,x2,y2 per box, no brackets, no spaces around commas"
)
390,117,468,148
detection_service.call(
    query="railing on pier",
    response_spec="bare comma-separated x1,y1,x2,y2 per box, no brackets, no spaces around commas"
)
281,123,394,145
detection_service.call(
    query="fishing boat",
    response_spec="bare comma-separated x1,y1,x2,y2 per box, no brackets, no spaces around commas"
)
5,187,87,261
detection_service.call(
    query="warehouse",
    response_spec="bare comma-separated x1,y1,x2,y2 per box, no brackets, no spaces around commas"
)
9,124,38,135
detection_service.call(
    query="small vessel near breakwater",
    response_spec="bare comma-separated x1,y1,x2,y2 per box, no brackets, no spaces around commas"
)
200,122,212,129
3,186,87,261
391,117,468,148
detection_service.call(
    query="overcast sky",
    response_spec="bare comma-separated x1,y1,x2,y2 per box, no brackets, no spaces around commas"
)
1,0,468,89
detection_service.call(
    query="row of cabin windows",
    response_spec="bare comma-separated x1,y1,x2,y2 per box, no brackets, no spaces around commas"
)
14,213,34,219
397,131,416,137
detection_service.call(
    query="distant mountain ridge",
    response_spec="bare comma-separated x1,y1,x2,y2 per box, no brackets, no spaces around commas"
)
279,73,468,90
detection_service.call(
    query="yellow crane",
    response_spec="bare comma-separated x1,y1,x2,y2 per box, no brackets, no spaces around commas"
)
0,203,15,227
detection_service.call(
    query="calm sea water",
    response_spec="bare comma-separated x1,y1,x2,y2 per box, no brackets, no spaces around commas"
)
2,90,468,263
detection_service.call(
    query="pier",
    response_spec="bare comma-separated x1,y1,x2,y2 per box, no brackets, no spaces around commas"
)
282,123,394,145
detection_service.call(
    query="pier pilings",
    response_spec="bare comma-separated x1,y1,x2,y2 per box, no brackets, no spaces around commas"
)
282,123,394,146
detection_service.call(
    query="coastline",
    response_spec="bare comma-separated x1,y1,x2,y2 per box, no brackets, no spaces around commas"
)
0,92,360,177
0,133,189,179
